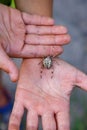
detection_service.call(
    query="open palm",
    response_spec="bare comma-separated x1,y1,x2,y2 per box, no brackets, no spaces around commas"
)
9,58,87,130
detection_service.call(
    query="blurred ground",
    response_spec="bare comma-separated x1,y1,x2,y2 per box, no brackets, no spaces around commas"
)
1,0,87,130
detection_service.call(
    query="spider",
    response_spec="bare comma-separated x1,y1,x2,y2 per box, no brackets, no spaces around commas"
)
43,56,53,69
39,55,59,79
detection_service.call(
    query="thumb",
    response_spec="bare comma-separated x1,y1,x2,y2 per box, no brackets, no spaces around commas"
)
0,44,19,82
75,69,87,91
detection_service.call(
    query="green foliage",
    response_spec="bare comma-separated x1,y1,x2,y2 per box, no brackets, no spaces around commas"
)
11,0,15,8
71,88,87,130
0,0,11,6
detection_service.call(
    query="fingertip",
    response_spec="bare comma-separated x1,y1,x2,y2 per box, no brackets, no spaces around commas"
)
9,65,19,82
64,34,71,44
58,47,64,55
8,101,24,130
41,16,54,25
51,46,64,56
56,47,64,56
9,71,19,82
55,34,71,45
8,124,19,130
67,34,71,42
47,17,54,25
59,26,68,33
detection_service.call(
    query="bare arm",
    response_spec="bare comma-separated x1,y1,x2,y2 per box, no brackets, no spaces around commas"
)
15,0,53,16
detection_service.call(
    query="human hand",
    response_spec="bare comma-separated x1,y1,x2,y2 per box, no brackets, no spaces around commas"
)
0,4,70,81
9,58,87,130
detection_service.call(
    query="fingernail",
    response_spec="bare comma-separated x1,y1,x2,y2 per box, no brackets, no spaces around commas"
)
48,18,54,24
60,26,68,32
64,35,71,41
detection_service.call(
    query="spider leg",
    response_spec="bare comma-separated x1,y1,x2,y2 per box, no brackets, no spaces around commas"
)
53,57,59,66
50,57,59,78
53,54,58,58
40,66,43,79
38,58,43,65
40,62,44,79
38,58,44,79
50,65,54,79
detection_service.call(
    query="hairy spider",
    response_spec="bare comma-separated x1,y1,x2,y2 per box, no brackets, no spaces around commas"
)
43,56,53,69
39,55,58,79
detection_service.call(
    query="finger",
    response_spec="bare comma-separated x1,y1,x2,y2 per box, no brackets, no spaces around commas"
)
20,45,63,58
26,25,68,35
75,69,87,91
0,44,18,82
42,113,56,130
26,109,38,130
25,34,71,45
56,109,70,130
22,12,54,25
8,101,24,130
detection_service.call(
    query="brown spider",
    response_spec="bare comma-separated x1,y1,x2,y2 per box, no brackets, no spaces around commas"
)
39,55,59,79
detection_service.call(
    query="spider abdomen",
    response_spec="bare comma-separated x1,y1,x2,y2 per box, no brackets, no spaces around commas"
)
43,56,52,69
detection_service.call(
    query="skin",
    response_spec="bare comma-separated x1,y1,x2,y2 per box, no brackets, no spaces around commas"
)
8,0,76,130
0,4,70,82
15,0,53,16
9,58,87,130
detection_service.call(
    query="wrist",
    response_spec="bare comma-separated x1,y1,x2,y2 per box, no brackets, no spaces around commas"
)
15,0,53,17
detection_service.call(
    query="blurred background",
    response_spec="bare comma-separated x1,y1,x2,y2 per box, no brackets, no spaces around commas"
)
0,0,87,130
